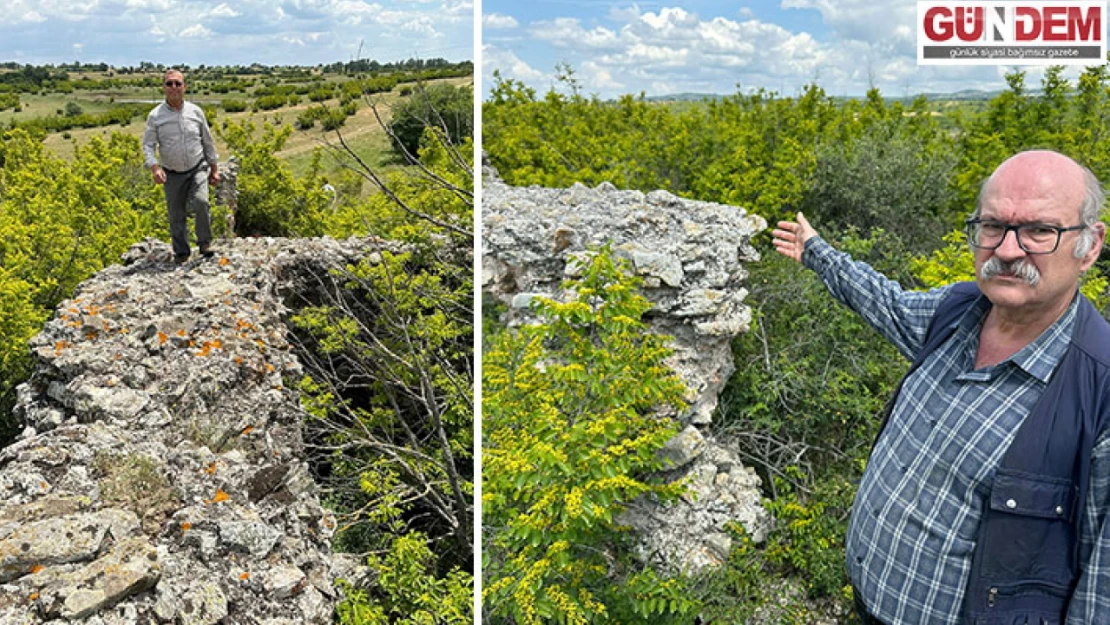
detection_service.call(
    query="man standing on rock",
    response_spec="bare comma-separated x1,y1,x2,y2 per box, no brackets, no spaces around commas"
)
772,150,1110,625
142,69,220,264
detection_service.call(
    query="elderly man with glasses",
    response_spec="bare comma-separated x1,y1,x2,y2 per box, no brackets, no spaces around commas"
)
142,69,220,264
772,150,1110,625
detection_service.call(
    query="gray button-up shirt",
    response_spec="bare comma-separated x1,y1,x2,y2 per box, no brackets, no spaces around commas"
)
142,100,217,172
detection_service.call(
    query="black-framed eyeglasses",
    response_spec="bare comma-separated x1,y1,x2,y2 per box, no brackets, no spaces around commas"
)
164,80,183,87
965,218,1087,254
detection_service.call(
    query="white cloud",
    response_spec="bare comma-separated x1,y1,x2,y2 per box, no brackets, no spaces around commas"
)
401,16,438,36
123,0,175,10
581,60,622,91
149,14,166,37
205,3,240,18
180,23,213,38
782,0,915,46
522,7,827,90
0,0,471,69
445,0,471,17
483,13,518,29
529,18,620,50
483,44,544,83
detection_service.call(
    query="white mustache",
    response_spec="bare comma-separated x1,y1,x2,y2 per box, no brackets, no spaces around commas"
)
981,257,1041,286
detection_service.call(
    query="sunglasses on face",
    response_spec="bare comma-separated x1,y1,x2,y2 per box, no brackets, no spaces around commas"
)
164,80,183,87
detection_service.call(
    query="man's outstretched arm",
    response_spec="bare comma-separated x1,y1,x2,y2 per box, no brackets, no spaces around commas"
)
770,212,951,360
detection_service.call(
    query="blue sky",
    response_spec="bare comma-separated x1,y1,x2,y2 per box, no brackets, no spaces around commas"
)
482,0,1098,99
0,1,473,68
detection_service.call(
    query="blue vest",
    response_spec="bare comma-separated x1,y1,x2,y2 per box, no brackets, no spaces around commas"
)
875,282,1110,625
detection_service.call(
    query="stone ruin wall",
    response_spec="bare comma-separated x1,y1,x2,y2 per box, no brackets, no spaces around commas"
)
0,234,394,624
482,166,772,573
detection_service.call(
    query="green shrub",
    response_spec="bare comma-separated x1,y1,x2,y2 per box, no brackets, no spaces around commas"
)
718,230,909,497
337,533,471,625
388,83,472,158
216,121,328,237
799,123,959,256
0,129,165,444
253,94,287,111
222,98,248,113
321,109,346,131
483,249,695,624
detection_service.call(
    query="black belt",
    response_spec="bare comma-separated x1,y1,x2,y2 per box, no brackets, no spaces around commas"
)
163,161,204,175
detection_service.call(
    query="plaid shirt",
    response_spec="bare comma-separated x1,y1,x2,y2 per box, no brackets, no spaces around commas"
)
803,237,1110,625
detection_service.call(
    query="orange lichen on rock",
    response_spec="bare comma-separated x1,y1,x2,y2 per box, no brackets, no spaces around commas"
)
208,489,230,504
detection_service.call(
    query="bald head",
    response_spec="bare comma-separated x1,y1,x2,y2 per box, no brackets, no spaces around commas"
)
976,150,1103,257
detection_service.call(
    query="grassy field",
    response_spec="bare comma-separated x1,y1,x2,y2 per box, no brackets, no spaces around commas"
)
1,70,471,184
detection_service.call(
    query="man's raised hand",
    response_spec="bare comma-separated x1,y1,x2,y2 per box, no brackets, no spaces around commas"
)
772,212,818,263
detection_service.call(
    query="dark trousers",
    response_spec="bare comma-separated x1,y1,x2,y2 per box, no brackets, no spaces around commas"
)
164,164,211,256
853,588,887,625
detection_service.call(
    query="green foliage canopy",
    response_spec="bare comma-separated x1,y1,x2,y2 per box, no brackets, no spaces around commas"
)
388,83,473,160
0,128,164,441
483,249,695,624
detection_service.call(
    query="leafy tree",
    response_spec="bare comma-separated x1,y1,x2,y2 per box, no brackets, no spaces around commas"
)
216,120,331,237
388,83,473,160
483,249,695,624
0,129,164,442
800,123,958,254
290,241,473,565
222,99,248,113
